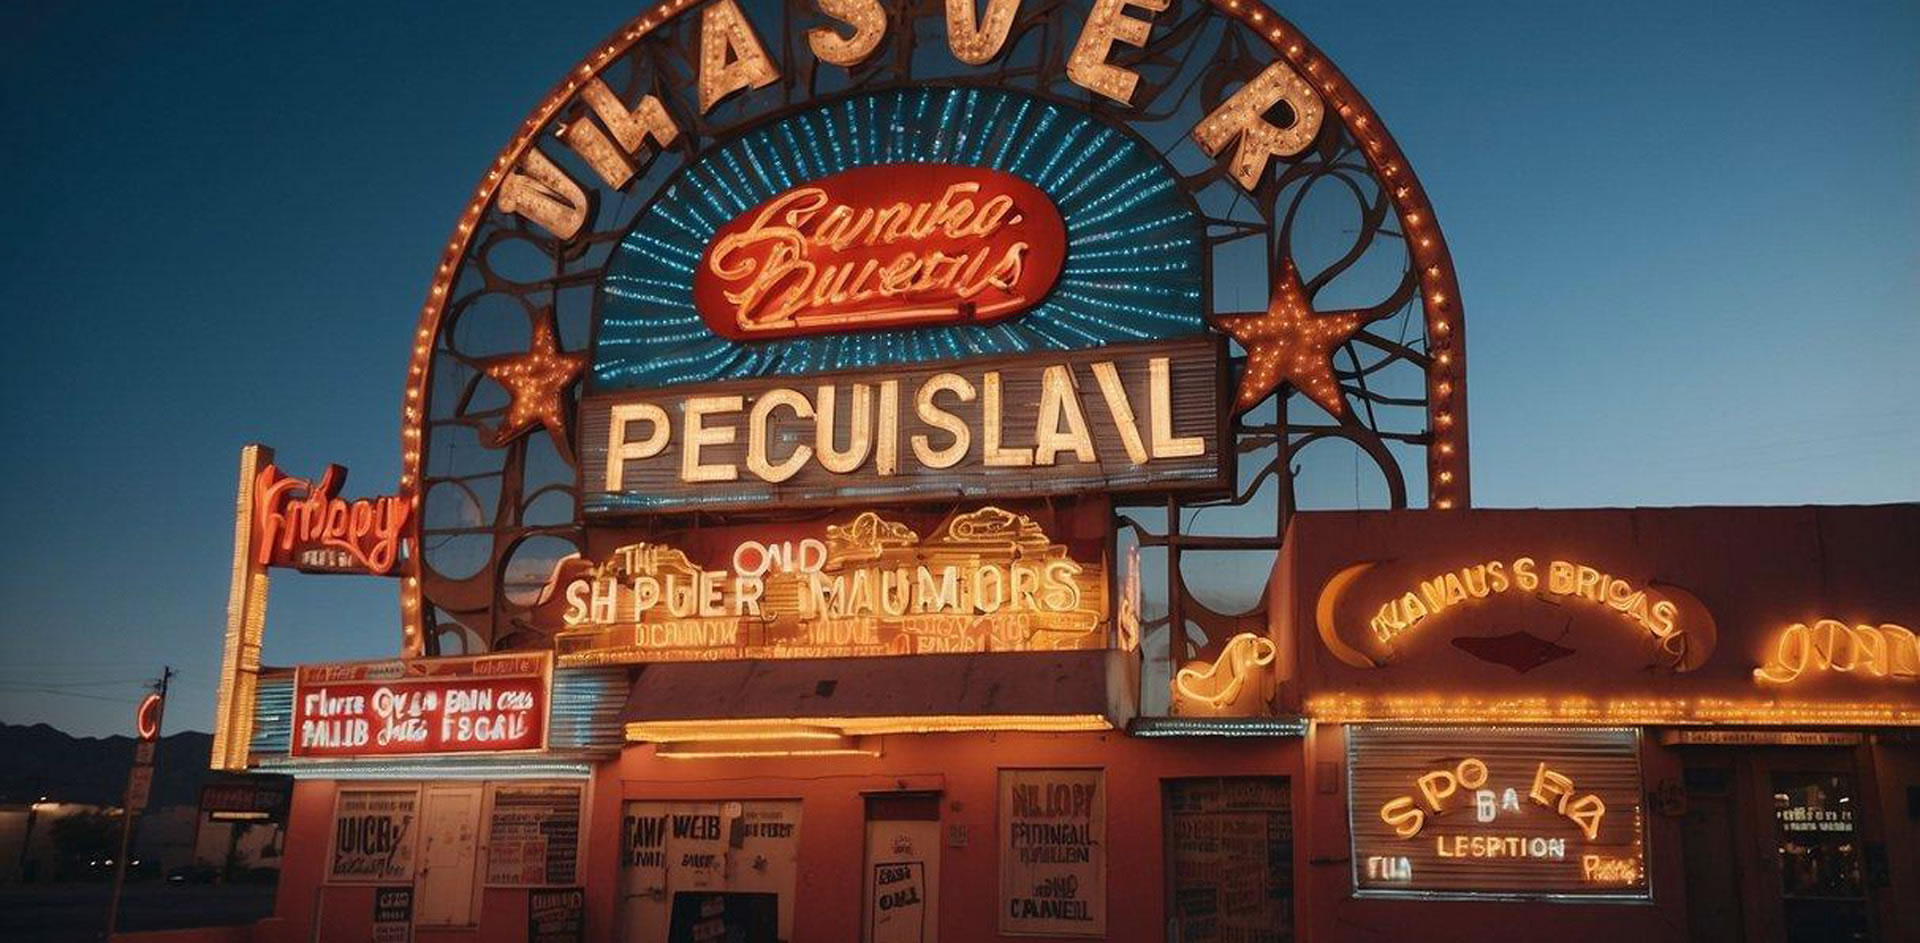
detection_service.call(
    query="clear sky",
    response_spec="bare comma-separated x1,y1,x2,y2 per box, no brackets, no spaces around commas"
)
1,1,1914,737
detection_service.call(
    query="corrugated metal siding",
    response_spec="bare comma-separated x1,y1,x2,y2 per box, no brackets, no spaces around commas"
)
250,677,294,755
550,666,629,751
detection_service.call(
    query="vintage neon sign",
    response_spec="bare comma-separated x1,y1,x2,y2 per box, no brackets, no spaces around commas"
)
695,165,1066,340
550,507,1107,663
1377,757,1606,843
252,464,409,575
495,0,1322,240
1753,619,1919,684
290,654,550,757
1170,633,1276,715
1318,555,1713,671
1352,728,1647,897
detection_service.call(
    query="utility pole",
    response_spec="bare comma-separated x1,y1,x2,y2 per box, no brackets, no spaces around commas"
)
105,666,172,939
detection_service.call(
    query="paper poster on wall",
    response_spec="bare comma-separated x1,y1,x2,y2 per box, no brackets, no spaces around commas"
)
870,861,928,943
620,800,802,943
329,788,419,884
372,885,413,943
865,809,940,943
528,887,586,943
999,769,1105,936
486,784,585,886
1167,777,1293,943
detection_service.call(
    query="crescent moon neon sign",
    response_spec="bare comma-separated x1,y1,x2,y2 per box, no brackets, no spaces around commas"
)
135,693,164,741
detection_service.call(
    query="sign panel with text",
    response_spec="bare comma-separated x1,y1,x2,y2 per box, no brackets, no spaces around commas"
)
291,653,550,757
999,768,1106,936
581,337,1227,515
1347,727,1648,900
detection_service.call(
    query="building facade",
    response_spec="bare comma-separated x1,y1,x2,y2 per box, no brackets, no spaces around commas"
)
204,2,1918,942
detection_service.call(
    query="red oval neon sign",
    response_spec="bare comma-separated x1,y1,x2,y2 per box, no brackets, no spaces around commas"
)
694,164,1066,341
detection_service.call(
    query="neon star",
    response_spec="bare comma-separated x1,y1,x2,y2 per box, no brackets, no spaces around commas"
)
1211,260,1378,415
482,316,586,456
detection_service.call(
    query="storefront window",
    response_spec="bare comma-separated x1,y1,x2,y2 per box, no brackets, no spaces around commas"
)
618,800,802,943
1771,772,1868,943
1166,777,1293,943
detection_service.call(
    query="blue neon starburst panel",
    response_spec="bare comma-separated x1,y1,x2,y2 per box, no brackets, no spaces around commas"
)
593,86,1206,390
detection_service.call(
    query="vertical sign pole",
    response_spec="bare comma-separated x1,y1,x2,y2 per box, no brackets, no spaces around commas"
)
212,445,274,771
106,666,172,937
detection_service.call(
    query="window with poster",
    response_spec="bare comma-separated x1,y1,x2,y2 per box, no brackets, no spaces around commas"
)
484,782,586,888
1165,777,1293,943
1346,727,1650,901
618,799,802,943
1772,771,1869,943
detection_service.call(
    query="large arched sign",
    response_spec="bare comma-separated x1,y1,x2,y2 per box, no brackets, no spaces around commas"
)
396,0,1469,657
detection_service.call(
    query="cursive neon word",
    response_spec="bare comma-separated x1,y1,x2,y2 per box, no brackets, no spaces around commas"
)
702,171,1050,337
253,464,409,575
1369,556,1680,655
1753,619,1919,684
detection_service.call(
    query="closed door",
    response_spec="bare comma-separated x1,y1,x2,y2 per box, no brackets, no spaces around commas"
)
864,793,941,943
1681,764,1746,943
415,784,482,926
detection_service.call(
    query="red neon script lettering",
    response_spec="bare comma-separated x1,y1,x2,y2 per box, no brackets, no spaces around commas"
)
253,465,409,575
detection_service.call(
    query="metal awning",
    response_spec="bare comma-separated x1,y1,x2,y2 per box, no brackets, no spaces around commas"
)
621,650,1136,741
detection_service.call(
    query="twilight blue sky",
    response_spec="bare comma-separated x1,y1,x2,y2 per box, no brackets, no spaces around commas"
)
1,1,1914,737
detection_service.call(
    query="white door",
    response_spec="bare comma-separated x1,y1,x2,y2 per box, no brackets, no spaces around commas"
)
415,784,482,926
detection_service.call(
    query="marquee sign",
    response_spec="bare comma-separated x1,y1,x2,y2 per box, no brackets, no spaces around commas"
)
544,506,1107,664
391,0,1469,656
291,653,551,757
1348,727,1649,901
582,337,1226,513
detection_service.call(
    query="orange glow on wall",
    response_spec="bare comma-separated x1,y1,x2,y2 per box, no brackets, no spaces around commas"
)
694,164,1067,340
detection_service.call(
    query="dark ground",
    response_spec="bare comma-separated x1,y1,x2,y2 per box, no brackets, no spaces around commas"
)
0,882,275,942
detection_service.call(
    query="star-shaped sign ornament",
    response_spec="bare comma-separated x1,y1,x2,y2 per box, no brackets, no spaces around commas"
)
1211,260,1378,416
482,316,586,458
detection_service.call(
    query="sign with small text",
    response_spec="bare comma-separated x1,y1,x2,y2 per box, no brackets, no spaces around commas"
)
1348,727,1648,900
999,768,1106,936
292,653,549,758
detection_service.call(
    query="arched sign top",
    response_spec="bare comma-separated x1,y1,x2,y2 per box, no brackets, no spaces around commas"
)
399,0,1470,657
595,85,1202,391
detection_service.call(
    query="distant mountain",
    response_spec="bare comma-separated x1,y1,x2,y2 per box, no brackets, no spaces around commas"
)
0,723,216,808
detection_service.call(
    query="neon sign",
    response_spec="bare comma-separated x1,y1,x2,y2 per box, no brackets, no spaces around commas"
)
1753,619,1919,684
493,0,1321,242
695,165,1066,340
550,507,1107,664
290,654,550,758
1317,555,1714,671
1170,633,1276,716
252,464,409,575
1349,727,1648,899
584,337,1227,514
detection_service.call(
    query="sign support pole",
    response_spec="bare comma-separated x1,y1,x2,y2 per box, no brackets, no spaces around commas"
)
106,666,171,938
